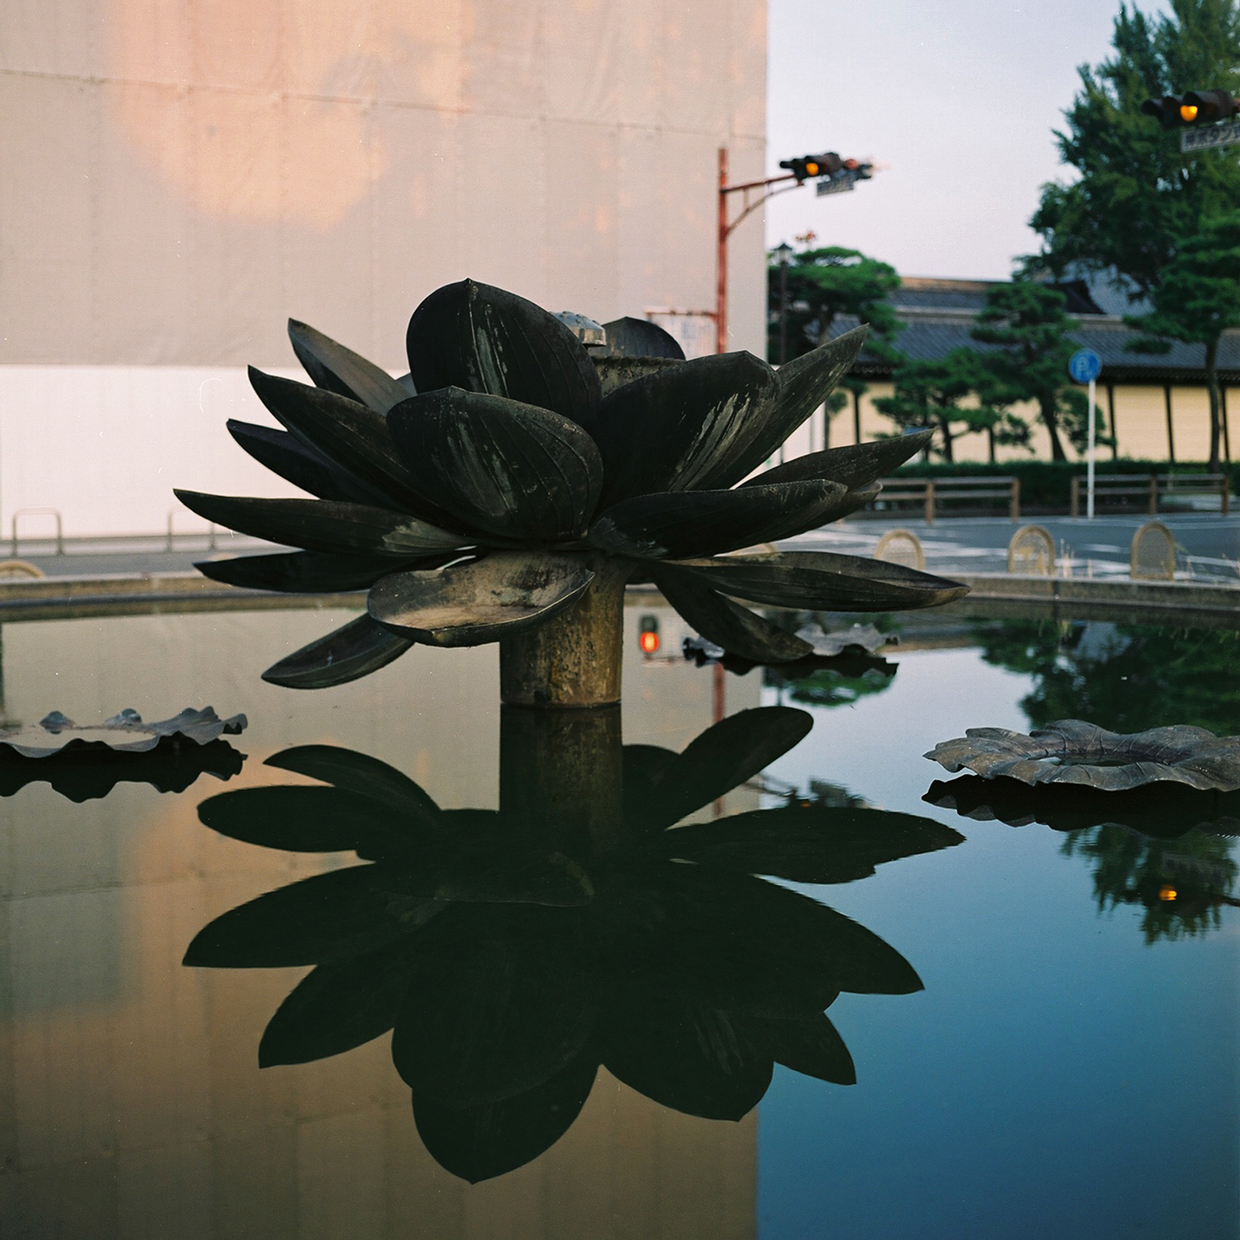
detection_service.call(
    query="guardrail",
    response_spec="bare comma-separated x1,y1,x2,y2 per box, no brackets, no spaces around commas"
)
1069,473,1231,518
871,476,1020,524
11,508,64,555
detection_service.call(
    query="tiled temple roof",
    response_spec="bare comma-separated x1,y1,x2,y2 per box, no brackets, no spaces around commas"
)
835,276,1240,385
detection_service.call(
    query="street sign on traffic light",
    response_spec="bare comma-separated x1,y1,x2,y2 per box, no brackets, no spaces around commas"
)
1141,90,1239,129
778,152,844,182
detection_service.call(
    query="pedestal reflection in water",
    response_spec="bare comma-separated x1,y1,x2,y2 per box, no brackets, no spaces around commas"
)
0,606,1235,1239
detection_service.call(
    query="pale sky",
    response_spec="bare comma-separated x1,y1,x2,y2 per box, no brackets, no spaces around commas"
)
764,0,1171,279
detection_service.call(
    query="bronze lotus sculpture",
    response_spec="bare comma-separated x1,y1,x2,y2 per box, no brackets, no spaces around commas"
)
177,279,966,705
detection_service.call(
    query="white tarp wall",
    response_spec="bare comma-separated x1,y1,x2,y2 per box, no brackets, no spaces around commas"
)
0,0,767,536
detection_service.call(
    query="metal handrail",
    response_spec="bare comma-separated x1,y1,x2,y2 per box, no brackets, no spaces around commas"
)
11,508,64,555
167,510,218,552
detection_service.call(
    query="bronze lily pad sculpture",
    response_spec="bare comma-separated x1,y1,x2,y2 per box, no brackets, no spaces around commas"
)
925,719,1240,792
177,280,966,705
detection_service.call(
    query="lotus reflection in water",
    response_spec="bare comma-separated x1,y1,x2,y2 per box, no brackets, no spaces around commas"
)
176,280,966,703
184,707,963,1181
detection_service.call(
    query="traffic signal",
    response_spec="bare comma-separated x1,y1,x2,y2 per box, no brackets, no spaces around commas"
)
778,152,844,182
637,614,660,655
1142,90,1239,129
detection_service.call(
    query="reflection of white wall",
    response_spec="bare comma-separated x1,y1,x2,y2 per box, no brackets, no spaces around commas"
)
0,603,761,1237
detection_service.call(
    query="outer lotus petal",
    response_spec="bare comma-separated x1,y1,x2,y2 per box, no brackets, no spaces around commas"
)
743,429,934,490
174,491,471,557
262,615,414,689
195,550,453,594
288,319,411,413
600,316,685,359
651,567,814,665
412,1055,599,1184
198,784,427,855
600,989,772,1121
659,805,964,883
265,745,442,822
227,420,382,505
639,706,813,829
405,279,602,430
590,351,778,506
669,552,969,611
391,912,599,1108
588,480,852,560
368,553,594,647
756,1012,856,1085
248,368,466,530
182,865,444,968
702,326,869,489
259,938,414,1067
387,388,602,542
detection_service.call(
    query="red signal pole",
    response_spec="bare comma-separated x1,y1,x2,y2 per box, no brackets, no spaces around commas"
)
716,148,800,354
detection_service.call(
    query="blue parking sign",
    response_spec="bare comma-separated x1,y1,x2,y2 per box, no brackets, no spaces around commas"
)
1068,349,1102,384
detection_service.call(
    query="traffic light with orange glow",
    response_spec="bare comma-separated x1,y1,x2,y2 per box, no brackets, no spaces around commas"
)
1141,90,1239,129
637,614,660,656
779,152,844,182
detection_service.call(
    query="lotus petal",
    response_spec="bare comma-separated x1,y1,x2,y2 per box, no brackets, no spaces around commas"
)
182,865,444,968
174,490,470,557
288,319,411,413
600,989,772,1121
622,744,680,830
600,316,686,359
265,745,442,822
667,552,968,611
196,550,450,594
262,615,414,689
259,938,414,1067
227,420,380,505
588,480,853,560
198,784,432,857
590,351,778,505
743,429,934,490
387,388,603,542
405,279,602,430
757,1011,855,1085
368,553,594,647
708,327,868,488
651,568,813,664
248,368,464,528
412,1056,598,1184
391,911,599,1107
660,805,964,883
637,707,813,829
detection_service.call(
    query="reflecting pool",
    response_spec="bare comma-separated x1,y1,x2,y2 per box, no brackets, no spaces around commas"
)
0,605,1235,1239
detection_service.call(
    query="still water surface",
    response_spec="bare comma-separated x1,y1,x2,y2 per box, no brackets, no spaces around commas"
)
0,605,1235,1239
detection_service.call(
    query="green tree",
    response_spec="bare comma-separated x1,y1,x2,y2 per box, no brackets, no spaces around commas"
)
768,246,901,442
1028,1,1240,467
970,277,1092,461
1030,0,1240,295
1125,211,1240,471
768,245,901,362
872,349,1022,463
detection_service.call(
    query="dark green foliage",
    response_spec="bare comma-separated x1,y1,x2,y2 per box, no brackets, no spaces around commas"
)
1029,0,1240,468
873,349,1029,463
1125,210,1240,469
970,277,1096,461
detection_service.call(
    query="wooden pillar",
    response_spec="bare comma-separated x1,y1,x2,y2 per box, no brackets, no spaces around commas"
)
1163,384,1176,464
1106,383,1118,460
1223,385,1232,465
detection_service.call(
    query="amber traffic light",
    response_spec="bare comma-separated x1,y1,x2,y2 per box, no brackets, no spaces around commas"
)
637,614,660,655
1142,90,1239,130
779,152,844,182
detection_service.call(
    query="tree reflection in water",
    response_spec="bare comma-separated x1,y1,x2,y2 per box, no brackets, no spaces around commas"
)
932,621,1240,943
185,706,961,1182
